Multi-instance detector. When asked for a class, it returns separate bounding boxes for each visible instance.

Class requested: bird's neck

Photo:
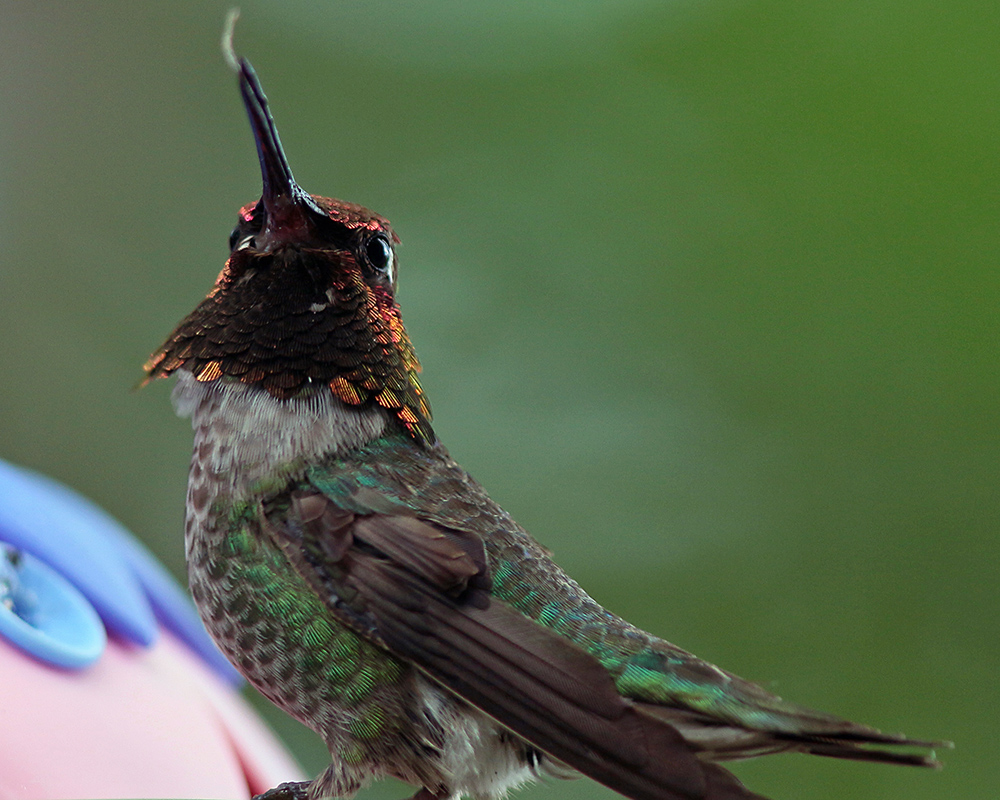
[172,370,389,501]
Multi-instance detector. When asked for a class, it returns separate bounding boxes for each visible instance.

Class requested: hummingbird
[144,24,943,800]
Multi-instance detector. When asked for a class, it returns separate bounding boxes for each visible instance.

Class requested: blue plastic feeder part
[0,542,106,669]
[0,460,241,683]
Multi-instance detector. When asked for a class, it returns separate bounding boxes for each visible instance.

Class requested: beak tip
[223,10,318,227]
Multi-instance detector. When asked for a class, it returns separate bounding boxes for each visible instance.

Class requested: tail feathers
[778,729,949,768]
[640,703,947,769]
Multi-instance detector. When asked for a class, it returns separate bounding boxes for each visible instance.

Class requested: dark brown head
[144,44,433,445]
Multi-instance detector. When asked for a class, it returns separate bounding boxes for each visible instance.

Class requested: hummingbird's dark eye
[229,226,240,250]
[362,233,394,279]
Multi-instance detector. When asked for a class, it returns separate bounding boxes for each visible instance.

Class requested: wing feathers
[262,487,934,800]
[266,493,742,798]
[352,515,484,595]
[348,553,715,800]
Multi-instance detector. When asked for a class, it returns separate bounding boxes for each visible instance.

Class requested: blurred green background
[0,2,994,799]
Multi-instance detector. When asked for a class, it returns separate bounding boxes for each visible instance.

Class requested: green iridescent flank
[263,592,297,618]
[223,527,254,558]
[303,619,334,647]
[349,705,387,739]
[329,634,361,661]
[298,648,329,674]
[214,494,407,754]
[340,743,366,764]
[243,563,273,586]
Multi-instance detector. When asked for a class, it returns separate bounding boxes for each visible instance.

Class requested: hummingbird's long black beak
[223,11,323,247]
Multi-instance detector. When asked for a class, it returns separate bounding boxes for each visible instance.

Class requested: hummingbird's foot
[252,780,311,800]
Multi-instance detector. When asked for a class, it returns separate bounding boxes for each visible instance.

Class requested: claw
[252,780,311,800]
